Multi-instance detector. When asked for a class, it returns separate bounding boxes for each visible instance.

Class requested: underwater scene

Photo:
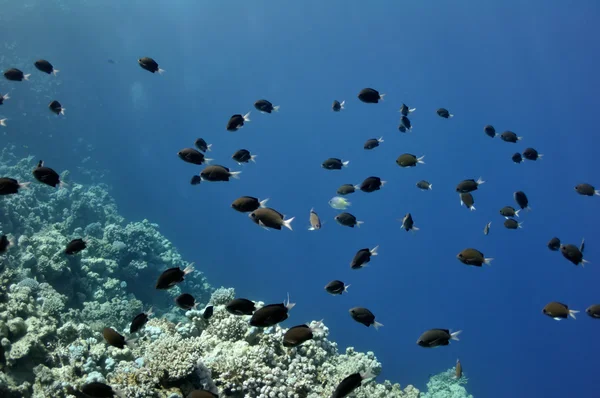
[1,1,599,397]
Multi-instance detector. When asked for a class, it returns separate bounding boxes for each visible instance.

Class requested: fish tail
[412,226,420,231]
[569,310,580,319]
[272,105,280,112]
[417,155,425,164]
[515,209,520,217]
[518,222,524,228]
[517,136,523,140]
[52,69,60,76]
[378,136,384,143]
[146,306,154,317]
[0,118,7,127]
[157,68,165,74]
[308,226,315,231]
[206,144,212,152]
[184,263,195,275]
[342,160,350,167]
[538,153,544,159]
[24,74,31,81]
[3,93,10,100]
[470,205,476,211]
[243,111,251,122]
[344,284,351,293]
[353,184,361,190]
[379,93,386,101]
[370,245,379,256]
[19,182,31,190]
[229,171,242,179]
[340,100,345,109]
[448,113,454,118]
[373,321,384,330]
[259,198,269,208]
[250,155,258,163]
[477,177,485,185]
[125,337,138,348]
[595,190,600,196]
[283,216,295,231]
[356,220,364,228]
[429,183,432,190]
[60,107,66,116]
[59,181,69,189]
[204,158,213,165]
[484,257,494,266]
[285,293,296,310]
[409,107,416,113]
[450,330,462,341]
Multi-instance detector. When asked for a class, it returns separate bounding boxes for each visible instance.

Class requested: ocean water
[1,1,600,397]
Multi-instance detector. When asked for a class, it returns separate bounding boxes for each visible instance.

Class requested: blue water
[2,1,600,397]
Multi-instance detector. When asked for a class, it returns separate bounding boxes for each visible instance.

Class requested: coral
[421,368,472,398]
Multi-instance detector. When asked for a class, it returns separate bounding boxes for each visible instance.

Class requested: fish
[0,177,30,195]
[231,196,269,213]
[337,184,359,195]
[80,382,121,398]
[225,298,256,315]
[190,175,201,185]
[0,93,10,105]
[335,212,363,228]
[503,218,523,230]
[226,112,251,131]
[512,153,523,163]
[484,222,491,235]
[0,235,15,254]
[48,100,66,116]
[364,137,384,150]
[483,125,496,138]
[250,295,295,327]
[417,329,461,347]
[416,180,432,190]
[254,99,280,114]
[514,191,530,210]
[399,115,412,131]
[396,153,425,167]
[436,108,453,118]
[400,213,419,232]
[331,371,375,398]
[456,178,485,193]
[130,308,153,333]
[399,103,416,116]
[332,100,345,112]
[575,183,600,197]
[194,138,212,153]
[349,307,383,329]
[232,149,257,165]
[357,88,385,103]
[358,176,386,193]
[3,68,30,81]
[102,327,134,349]
[522,147,543,161]
[350,246,379,269]
[187,390,218,398]
[249,208,295,231]
[200,165,241,182]
[585,304,600,319]
[283,322,324,348]
[560,239,588,266]
[324,280,350,295]
[460,192,476,211]
[499,206,520,218]
[455,359,463,379]
[155,263,195,289]
[308,208,322,231]
[33,160,65,188]
[500,131,522,143]
[178,148,212,165]
[202,306,214,320]
[457,248,493,267]
[175,293,198,310]
[65,238,87,255]
[547,237,561,251]
[322,158,350,170]
[329,196,351,210]
[542,302,579,320]
[138,57,164,74]
[34,59,59,75]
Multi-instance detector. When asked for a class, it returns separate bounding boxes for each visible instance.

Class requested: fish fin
[206,144,212,152]
[204,158,213,165]
[229,171,242,179]
[283,217,295,231]
[484,257,493,266]
[340,100,345,109]
[157,68,165,74]
[19,182,31,190]
[378,137,384,143]
[146,307,154,317]
[515,209,520,217]
[538,154,544,159]
[184,263,195,274]
[342,160,350,167]
[354,184,361,190]
[59,181,69,189]
[476,177,485,185]
[448,113,454,118]
[380,180,387,188]
[24,74,31,81]
[450,330,462,341]
[379,93,386,101]
[429,184,432,190]
[0,118,7,126]
[553,317,562,321]
[259,198,269,208]
[308,226,315,231]
[595,190,600,196]
[373,321,384,330]
[60,107,66,115]
[52,69,59,76]
[417,155,425,164]
[243,111,251,122]
[582,259,590,265]
[569,310,580,319]
[412,226,420,231]
[370,245,379,256]
[250,155,257,163]
[470,205,476,211]
[517,136,523,140]
[3,93,10,100]
[285,293,296,310]
[344,284,351,293]
[356,221,364,227]
[125,337,138,348]
[518,222,524,228]
[409,107,416,113]
[272,105,280,112]
[360,370,377,381]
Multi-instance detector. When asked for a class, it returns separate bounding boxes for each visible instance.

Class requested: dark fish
[416,180,432,190]
[359,176,386,193]
[456,359,463,379]
[512,153,523,163]
[102,327,130,349]
[324,280,350,295]
[357,88,385,103]
[33,160,63,188]
[107,59,116,64]
[80,382,119,398]
[65,238,86,255]
[138,57,164,74]
[48,100,65,116]
[194,138,212,153]
[399,115,412,131]
[226,298,256,315]
[457,248,493,267]
[396,153,425,167]
[34,59,59,75]
[175,293,197,310]
[460,192,476,211]
[322,158,349,170]
[232,149,257,164]
[500,131,521,143]
[249,207,294,231]
[226,112,251,131]
[187,390,218,398]
[155,264,195,289]
[400,213,419,232]
[484,222,491,236]
[200,165,241,182]
[398,124,407,133]
[231,196,269,213]
[417,329,461,348]
[547,237,561,251]
[337,184,359,195]
[483,125,496,138]
[283,322,323,348]
[349,307,383,329]
[178,148,212,165]
[436,108,453,118]
[0,235,13,254]
[3,68,30,81]
[254,99,279,114]
[560,239,588,266]
[399,103,416,116]
[308,208,321,231]
[514,191,530,210]
[0,177,30,195]
[364,137,384,150]
[0,92,10,105]
[522,147,543,161]
[503,218,523,230]
[250,295,295,327]
[456,178,485,193]
[499,206,520,218]
[350,246,379,269]
[190,175,201,185]
[130,308,153,333]
[331,372,375,398]
[332,100,345,112]
[585,304,600,319]
[202,305,214,320]
[575,183,600,197]
[542,302,579,320]
[335,212,363,228]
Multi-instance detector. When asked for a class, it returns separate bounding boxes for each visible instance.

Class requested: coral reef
[421,367,472,398]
